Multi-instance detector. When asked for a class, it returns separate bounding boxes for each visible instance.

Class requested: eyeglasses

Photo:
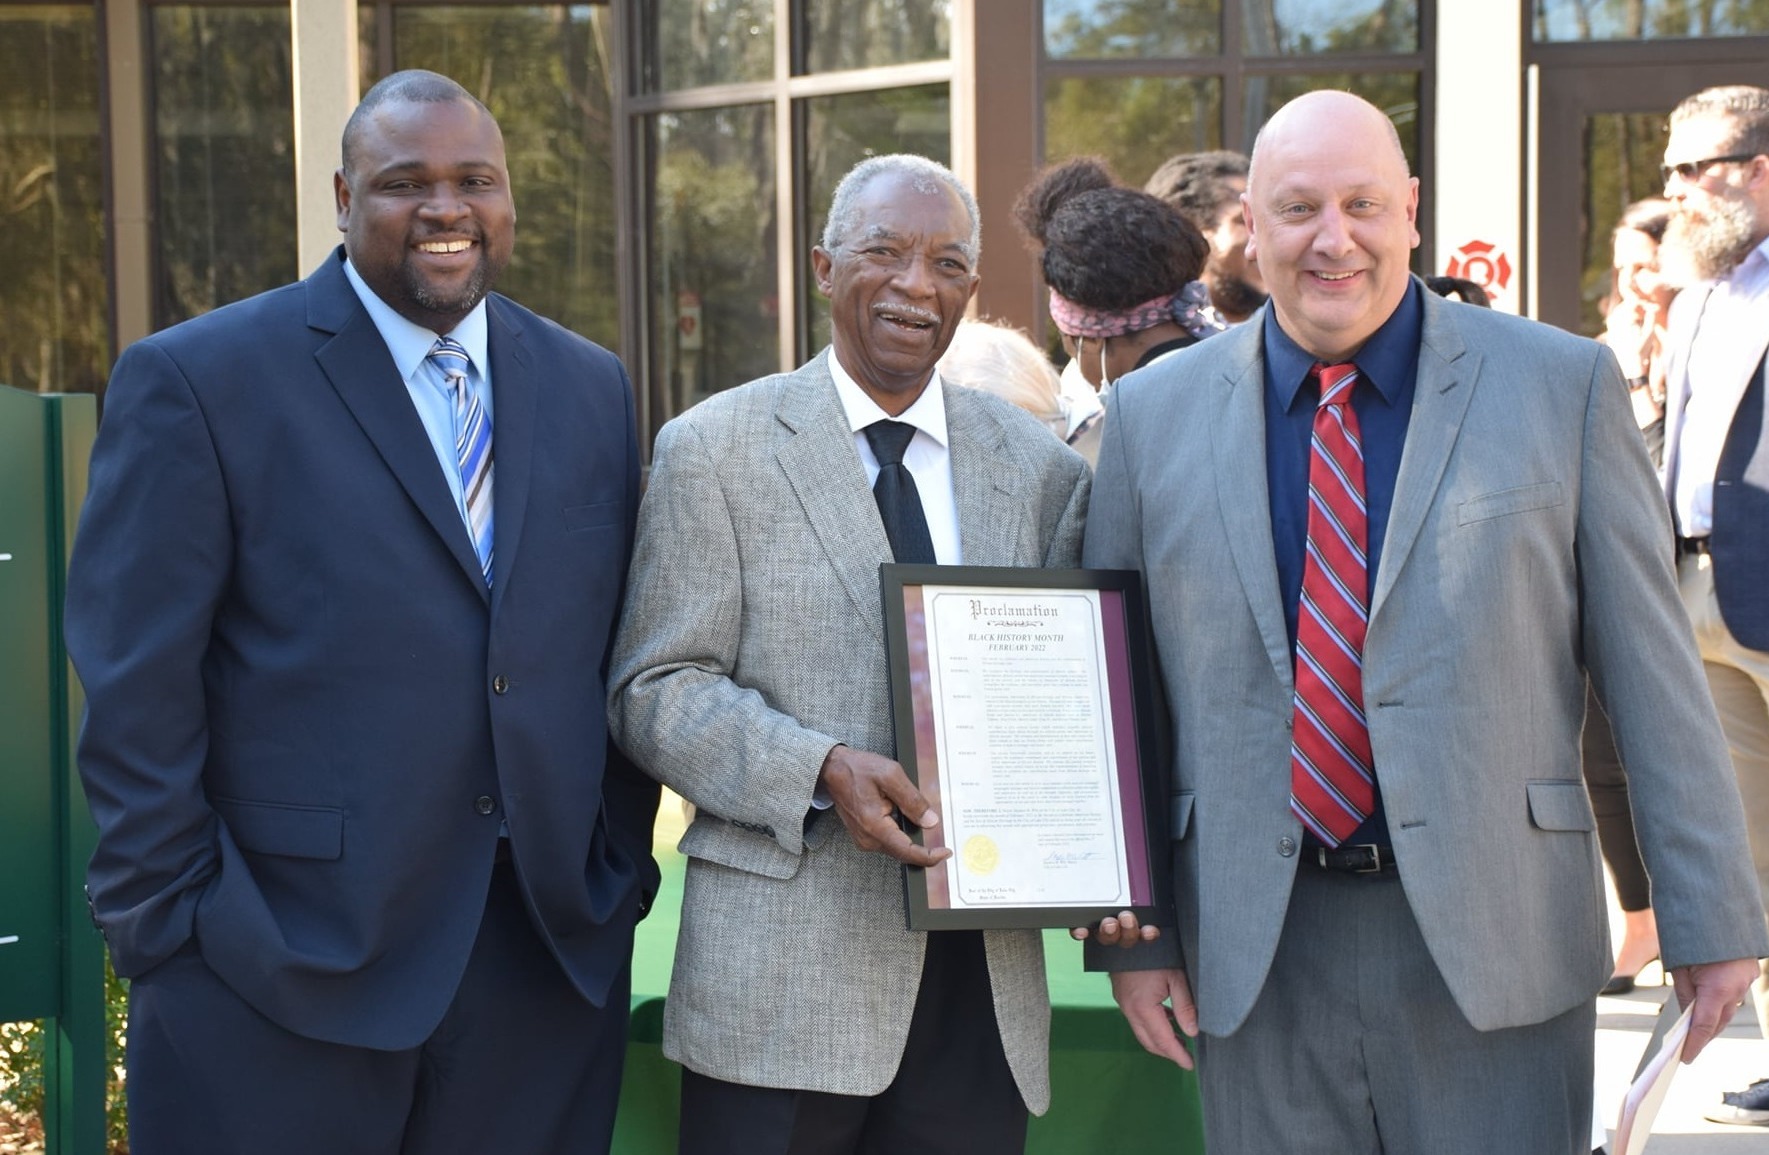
[1660,153,1759,185]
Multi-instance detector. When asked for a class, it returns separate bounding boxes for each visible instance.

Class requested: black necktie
[864,420,937,565]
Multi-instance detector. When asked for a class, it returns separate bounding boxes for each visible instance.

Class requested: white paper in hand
[1613,1002,1694,1155]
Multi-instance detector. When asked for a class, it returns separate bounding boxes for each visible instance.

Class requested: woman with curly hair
[1015,156,1221,462]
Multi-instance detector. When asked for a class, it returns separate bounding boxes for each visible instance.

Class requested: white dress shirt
[1673,237,1769,537]
[828,351,963,565]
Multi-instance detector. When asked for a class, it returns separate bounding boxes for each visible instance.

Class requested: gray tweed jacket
[609,350,1089,1110]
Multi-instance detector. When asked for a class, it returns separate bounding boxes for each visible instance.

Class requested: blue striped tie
[427,337,494,586]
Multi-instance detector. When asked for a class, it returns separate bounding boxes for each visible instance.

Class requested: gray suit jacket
[1085,287,1767,1036]
[609,351,1090,1109]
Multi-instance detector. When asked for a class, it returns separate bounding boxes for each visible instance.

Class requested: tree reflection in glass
[1043,0,1221,60]
[1246,0,1418,56]
[394,5,621,351]
[152,6,296,328]
[637,0,773,93]
[646,105,779,424]
[1534,0,1769,41]
[800,0,949,74]
[0,4,107,393]
[1043,76,1220,188]
[803,85,950,356]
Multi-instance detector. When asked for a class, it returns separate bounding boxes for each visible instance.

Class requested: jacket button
[475,795,496,815]
[492,675,509,694]
[1277,837,1297,857]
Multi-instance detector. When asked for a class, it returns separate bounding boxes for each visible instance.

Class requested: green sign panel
[0,383,105,1154]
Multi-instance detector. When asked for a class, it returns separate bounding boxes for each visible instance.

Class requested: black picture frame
[881,564,1171,931]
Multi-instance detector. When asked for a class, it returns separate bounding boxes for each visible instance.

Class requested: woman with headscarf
[1015,156,1221,463]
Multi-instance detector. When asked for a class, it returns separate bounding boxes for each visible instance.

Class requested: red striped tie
[1290,362,1373,847]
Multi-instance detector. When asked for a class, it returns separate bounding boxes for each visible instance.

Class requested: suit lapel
[1370,291,1478,619]
[1209,328,1293,684]
[775,354,894,635]
[308,256,491,599]
[946,386,1025,566]
[1661,283,1714,499]
[485,297,536,611]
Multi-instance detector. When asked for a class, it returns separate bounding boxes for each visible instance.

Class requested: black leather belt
[1679,535,1711,556]
[1308,843,1396,874]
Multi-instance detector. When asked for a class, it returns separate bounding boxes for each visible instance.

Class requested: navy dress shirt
[1262,279,1423,848]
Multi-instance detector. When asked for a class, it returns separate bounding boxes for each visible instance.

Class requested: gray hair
[1671,85,1769,159]
[820,154,981,264]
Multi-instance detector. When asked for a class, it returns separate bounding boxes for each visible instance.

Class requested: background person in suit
[1084,90,1765,1153]
[64,70,657,1155]
[608,154,1089,1155]
[1658,83,1769,1128]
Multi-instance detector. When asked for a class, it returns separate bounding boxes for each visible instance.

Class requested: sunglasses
[1660,153,1759,185]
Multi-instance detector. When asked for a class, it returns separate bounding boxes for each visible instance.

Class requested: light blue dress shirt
[342,258,493,536]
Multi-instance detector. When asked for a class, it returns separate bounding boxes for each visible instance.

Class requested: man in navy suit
[64,70,657,1154]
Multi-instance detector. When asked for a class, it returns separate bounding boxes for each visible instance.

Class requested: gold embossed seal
[961,833,1000,875]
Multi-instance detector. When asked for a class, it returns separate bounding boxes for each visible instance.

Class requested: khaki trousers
[1679,552,1769,1037]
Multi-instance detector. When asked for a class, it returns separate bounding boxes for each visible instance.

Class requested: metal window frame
[1022,0,1436,341]
[616,0,958,439]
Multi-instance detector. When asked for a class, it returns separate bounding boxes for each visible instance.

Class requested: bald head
[1249,90,1409,190]
[1243,90,1420,362]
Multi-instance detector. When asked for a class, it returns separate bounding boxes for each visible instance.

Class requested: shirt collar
[827,348,950,449]
[343,257,491,385]
[1265,277,1422,412]
[1720,235,1769,295]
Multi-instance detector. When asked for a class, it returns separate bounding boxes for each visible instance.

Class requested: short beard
[405,257,492,319]
[1667,194,1760,281]
[1209,274,1268,321]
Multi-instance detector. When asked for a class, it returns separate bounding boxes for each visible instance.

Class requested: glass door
[1535,55,1769,335]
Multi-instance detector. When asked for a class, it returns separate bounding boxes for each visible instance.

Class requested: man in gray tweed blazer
[609,155,1089,1153]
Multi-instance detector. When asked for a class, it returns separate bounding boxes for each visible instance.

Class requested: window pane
[1044,76,1221,187]
[1534,0,1769,41]
[1245,0,1418,55]
[0,4,107,393]
[637,0,773,93]
[1044,0,1220,60]
[801,0,950,73]
[152,6,296,327]
[1239,72,1420,171]
[646,105,778,426]
[803,84,950,354]
[393,6,620,351]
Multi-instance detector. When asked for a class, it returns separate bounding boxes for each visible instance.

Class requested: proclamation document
[883,566,1163,930]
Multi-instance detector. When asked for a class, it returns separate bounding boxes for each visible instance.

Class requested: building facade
[5,0,1768,451]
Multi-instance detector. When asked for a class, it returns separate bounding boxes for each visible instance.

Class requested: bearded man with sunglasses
[1660,84,1769,1129]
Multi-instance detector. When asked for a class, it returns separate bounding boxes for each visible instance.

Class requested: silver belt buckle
[1351,843,1382,873]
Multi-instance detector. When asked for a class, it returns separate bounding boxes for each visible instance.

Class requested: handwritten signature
[1043,850,1105,866]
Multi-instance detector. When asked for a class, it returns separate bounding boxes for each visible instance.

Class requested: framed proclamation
[881,565,1169,931]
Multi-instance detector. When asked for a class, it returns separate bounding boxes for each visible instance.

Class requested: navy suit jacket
[66,248,659,1050]
[1710,361,1769,650]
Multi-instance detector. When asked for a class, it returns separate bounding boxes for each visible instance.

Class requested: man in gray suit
[1085,90,1766,1152]
[610,155,1089,1154]
[1658,84,1769,1128]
